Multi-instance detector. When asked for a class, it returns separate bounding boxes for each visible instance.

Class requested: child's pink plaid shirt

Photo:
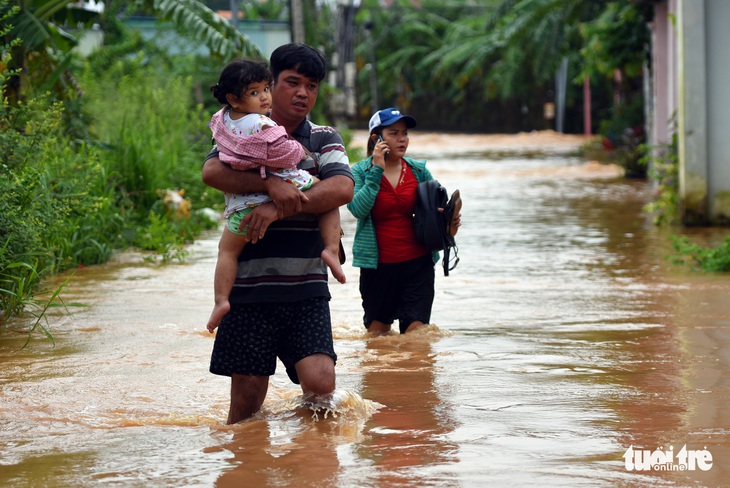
[210,108,305,178]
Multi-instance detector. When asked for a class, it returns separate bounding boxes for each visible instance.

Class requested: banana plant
[2,0,261,104]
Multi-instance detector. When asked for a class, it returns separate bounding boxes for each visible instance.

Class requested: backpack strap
[442,189,462,276]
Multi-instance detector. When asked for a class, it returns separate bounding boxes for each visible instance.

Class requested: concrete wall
[649,0,677,147]
[651,0,730,225]
[677,0,709,224]
[675,0,730,225]
[704,0,730,224]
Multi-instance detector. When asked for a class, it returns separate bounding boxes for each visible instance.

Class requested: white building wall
[704,0,730,223]
[677,0,708,223]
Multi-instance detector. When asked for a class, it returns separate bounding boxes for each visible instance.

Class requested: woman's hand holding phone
[377,135,390,159]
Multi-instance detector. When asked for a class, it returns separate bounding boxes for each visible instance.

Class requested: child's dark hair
[210,59,273,106]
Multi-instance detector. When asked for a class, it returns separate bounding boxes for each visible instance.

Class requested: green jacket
[347,156,439,269]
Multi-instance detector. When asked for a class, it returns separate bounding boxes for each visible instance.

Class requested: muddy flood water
[2,131,730,487]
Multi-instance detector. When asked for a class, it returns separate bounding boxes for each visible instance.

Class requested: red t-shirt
[371,160,430,263]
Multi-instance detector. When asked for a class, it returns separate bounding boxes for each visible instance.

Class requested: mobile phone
[377,135,390,159]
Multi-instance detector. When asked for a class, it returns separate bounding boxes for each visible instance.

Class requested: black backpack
[414,180,460,276]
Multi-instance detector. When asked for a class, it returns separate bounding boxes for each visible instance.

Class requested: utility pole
[290,0,305,43]
[230,0,239,29]
[334,0,358,119]
[583,76,592,136]
[365,21,378,112]
[555,57,568,133]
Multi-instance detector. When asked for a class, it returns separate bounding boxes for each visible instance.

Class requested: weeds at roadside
[0,251,80,347]
[670,235,730,273]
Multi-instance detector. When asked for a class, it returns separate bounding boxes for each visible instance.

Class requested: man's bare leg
[227,374,269,424]
[295,353,336,396]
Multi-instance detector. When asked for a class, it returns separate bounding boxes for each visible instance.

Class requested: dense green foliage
[350,0,650,135]
[2,0,260,106]
[1,5,224,333]
[0,63,218,329]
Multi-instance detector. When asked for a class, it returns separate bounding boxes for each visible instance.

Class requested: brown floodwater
[2,132,729,487]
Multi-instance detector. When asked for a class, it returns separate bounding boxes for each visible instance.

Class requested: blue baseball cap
[368,107,417,132]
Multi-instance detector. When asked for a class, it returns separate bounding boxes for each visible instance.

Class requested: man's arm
[202,155,308,216]
[242,174,354,243]
[202,156,267,194]
[296,174,354,214]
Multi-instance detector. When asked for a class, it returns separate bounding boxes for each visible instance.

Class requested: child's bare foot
[321,248,346,284]
[207,300,231,333]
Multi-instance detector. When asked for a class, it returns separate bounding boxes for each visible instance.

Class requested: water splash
[294,389,382,422]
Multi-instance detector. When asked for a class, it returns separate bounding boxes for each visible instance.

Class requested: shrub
[0,96,110,326]
[642,121,679,226]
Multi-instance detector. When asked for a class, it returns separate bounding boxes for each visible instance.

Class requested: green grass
[1,50,218,338]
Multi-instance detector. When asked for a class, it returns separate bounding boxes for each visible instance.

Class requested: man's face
[271,69,319,123]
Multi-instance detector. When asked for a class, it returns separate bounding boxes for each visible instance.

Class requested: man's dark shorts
[209,297,336,384]
[359,254,435,334]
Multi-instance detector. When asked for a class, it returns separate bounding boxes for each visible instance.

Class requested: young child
[206,59,345,333]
